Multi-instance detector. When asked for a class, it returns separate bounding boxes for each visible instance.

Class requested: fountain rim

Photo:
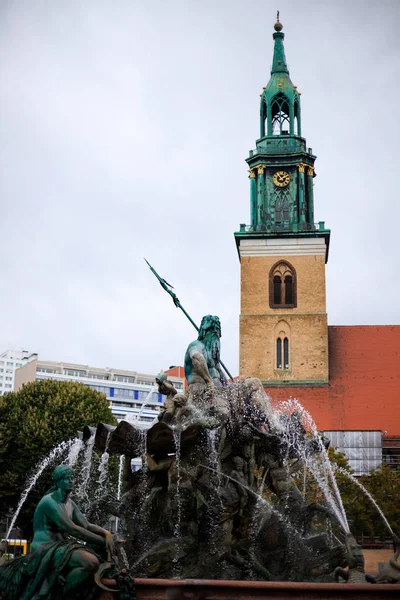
[133,577,400,593]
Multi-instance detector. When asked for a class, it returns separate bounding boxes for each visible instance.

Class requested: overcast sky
[1,0,399,376]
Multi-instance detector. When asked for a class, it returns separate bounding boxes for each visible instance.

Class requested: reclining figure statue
[0,465,133,599]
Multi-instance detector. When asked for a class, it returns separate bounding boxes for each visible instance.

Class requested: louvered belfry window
[269,261,297,308]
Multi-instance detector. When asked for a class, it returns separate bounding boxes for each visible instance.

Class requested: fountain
[1,314,399,598]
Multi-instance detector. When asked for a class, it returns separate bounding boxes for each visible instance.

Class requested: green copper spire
[259,17,301,138]
[235,16,330,264]
[271,13,289,75]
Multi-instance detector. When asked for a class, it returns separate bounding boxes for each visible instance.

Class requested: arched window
[284,275,293,304]
[271,93,290,136]
[274,189,290,226]
[284,337,289,369]
[294,100,300,136]
[276,337,290,370]
[276,338,282,369]
[273,275,281,304]
[269,261,297,308]
[260,100,267,137]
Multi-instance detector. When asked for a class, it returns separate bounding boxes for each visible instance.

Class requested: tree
[0,380,116,536]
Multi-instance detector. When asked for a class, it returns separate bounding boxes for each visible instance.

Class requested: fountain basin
[133,578,400,599]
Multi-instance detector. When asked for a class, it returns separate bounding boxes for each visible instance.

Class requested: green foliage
[0,380,116,535]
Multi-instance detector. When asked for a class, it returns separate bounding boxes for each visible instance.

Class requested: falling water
[115,455,125,533]
[172,428,182,539]
[172,427,182,575]
[6,439,75,538]
[273,399,350,533]
[207,429,222,497]
[96,433,112,501]
[66,437,84,467]
[204,429,223,556]
[117,454,125,501]
[307,422,350,533]
[335,466,394,537]
[120,545,130,569]
[75,434,95,505]
[125,386,156,426]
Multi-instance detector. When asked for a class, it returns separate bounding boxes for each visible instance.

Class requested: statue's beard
[203,332,221,365]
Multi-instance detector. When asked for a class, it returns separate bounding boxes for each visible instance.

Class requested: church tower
[235,17,330,386]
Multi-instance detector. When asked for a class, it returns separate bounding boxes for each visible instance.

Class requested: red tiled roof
[266,326,400,436]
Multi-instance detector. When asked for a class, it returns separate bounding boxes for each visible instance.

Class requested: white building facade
[5,350,185,429]
[0,350,38,396]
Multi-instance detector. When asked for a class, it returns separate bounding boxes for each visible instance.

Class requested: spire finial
[274,10,283,31]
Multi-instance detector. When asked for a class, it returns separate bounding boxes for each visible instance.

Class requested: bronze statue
[184,315,226,390]
[184,315,230,421]
[375,535,400,584]
[334,533,376,584]
[0,465,128,599]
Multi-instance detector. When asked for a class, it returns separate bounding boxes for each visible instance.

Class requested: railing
[250,136,308,156]
[237,221,328,234]
[382,451,400,469]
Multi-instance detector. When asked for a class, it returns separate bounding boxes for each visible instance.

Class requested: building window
[323,431,382,476]
[271,92,290,135]
[87,384,110,395]
[276,337,290,370]
[273,276,281,304]
[269,260,297,308]
[65,369,86,377]
[284,337,289,369]
[285,277,293,304]
[274,189,290,228]
[114,375,134,383]
[276,338,282,369]
[114,388,134,398]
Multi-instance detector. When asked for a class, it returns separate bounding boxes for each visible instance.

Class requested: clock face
[273,171,290,187]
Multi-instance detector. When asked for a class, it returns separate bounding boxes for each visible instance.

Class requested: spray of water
[75,434,95,506]
[124,386,157,427]
[172,427,182,576]
[6,439,76,538]
[272,398,350,533]
[335,466,394,537]
[117,455,125,501]
[96,433,111,499]
[66,437,84,467]
[115,455,125,533]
